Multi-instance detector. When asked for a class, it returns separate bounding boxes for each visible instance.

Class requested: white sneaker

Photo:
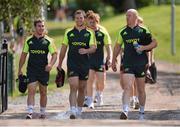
[120,111,128,120]
[130,99,134,108]
[83,98,89,107]
[94,93,98,103]
[133,101,140,109]
[88,102,94,109]
[69,108,77,119]
[97,94,103,106]
[139,112,145,120]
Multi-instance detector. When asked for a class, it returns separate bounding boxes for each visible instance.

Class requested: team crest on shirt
[70,33,75,37]
[97,32,103,37]
[138,28,143,33]
[84,33,89,37]
[42,40,48,45]
[29,41,33,45]
[123,31,128,35]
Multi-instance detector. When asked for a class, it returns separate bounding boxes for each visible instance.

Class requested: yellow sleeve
[89,29,96,46]
[116,31,123,45]
[62,29,69,46]
[48,40,57,54]
[22,37,31,53]
[103,30,111,45]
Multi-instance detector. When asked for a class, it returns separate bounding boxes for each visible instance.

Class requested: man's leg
[96,71,106,106]
[135,77,146,113]
[68,76,79,119]
[77,80,87,114]
[27,81,38,119]
[94,80,99,103]
[120,73,135,119]
[86,70,96,107]
[133,81,139,109]
[135,77,146,120]
[120,71,124,90]
[39,83,47,118]
[78,80,87,107]
[130,81,135,108]
[68,76,79,107]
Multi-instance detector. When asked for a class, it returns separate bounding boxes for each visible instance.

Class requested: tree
[0,0,43,37]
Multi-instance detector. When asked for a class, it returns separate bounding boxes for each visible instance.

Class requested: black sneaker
[70,114,76,119]
[39,114,46,119]
[120,112,128,120]
[26,113,32,119]
[133,102,140,109]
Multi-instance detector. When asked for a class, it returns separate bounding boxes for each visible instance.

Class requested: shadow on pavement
[82,109,180,120]
[157,71,180,96]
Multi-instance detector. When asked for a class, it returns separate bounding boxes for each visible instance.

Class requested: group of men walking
[18,9,157,120]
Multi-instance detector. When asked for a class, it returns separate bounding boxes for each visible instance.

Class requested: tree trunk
[0,21,4,43]
[123,0,136,11]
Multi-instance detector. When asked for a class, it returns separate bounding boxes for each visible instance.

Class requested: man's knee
[40,90,47,97]
[79,84,86,91]
[70,83,79,91]
[138,88,145,95]
[28,85,36,96]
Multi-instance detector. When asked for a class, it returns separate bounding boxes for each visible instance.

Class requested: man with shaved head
[112,9,157,120]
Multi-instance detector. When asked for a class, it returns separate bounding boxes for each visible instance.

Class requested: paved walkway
[0,61,180,126]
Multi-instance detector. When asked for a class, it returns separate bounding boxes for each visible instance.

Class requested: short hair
[87,13,100,23]
[86,10,94,18]
[74,10,86,18]
[127,9,139,17]
[34,19,44,27]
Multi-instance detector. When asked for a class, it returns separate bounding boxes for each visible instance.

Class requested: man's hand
[45,64,52,72]
[57,65,62,71]
[136,45,145,52]
[111,61,117,72]
[79,48,88,54]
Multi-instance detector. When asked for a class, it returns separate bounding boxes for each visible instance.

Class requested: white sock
[40,107,46,114]
[77,106,82,113]
[139,105,144,113]
[130,97,133,101]
[70,106,76,111]
[86,96,92,105]
[135,96,139,102]
[123,104,129,112]
[27,105,34,114]
[99,91,103,96]
[96,91,100,96]
[133,96,136,101]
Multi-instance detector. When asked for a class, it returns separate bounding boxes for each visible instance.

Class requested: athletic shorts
[27,70,49,86]
[89,63,105,72]
[67,67,89,80]
[123,65,146,78]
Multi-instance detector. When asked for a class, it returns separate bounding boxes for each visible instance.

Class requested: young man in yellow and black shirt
[84,12,112,108]
[57,10,96,119]
[18,19,57,119]
[112,9,157,120]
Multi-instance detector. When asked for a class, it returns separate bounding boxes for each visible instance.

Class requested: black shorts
[89,63,105,72]
[123,65,146,78]
[27,70,49,86]
[67,67,89,80]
